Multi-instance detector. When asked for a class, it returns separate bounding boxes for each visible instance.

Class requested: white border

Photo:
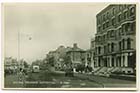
[0,0,140,92]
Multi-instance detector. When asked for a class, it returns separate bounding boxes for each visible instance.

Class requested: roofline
[96,4,113,17]
[66,50,86,53]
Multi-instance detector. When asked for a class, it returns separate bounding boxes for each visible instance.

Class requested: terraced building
[94,4,136,74]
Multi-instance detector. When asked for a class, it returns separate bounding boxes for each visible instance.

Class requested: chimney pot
[73,43,78,48]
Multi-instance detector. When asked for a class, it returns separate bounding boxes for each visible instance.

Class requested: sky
[3,3,109,63]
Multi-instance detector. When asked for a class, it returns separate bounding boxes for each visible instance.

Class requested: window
[112,18,115,26]
[93,52,95,57]
[130,7,135,16]
[112,8,115,15]
[99,19,101,24]
[107,31,110,39]
[118,57,121,67]
[103,14,105,21]
[108,58,110,67]
[106,34,108,40]
[112,57,114,67]
[98,36,101,42]
[110,30,112,37]
[123,56,125,67]
[124,11,128,19]
[106,21,109,28]
[122,24,125,35]
[127,38,131,49]
[118,28,121,36]
[96,36,98,42]
[91,41,94,48]
[119,5,123,10]
[103,35,106,41]
[98,47,101,54]
[107,12,109,19]
[108,43,110,52]
[114,30,116,38]
[101,36,103,42]
[103,23,105,30]
[132,22,136,32]
[109,31,112,38]
[98,58,101,67]
[118,14,122,22]
[95,37,98,42]
[87,53,90,58]
[119,41,121,50]
[97,19,99,25]
[110,30,115,37]
[98,26,101,32]
[95,47,98,54]
[122,39,125,50]
[111,43,114,52]
[123,5,127,9]
[127,23,131,32]
[104,46,106,54]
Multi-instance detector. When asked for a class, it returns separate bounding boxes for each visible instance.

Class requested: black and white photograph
[2,3,137,90]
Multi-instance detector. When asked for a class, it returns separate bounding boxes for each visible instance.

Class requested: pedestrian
[18,68,22,81]
[18,68,25,81]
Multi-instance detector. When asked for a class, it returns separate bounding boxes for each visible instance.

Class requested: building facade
[94,4,136,73]
[46,46,74,70]
[4,57,19,71]
[66,43,86,68]
[85,38,96,69]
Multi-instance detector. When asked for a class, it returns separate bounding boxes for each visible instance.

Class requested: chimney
[73,43,78,48]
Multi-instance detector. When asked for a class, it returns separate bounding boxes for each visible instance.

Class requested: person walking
[18,68,25,81]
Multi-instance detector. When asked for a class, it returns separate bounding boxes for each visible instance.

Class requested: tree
[47,56,55,67]
[23,61,29,68]
[39,59,48,70]
[76,64,85,73]
[64,55,72,66]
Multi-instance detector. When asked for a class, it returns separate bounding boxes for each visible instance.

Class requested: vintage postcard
[2,3,138,90]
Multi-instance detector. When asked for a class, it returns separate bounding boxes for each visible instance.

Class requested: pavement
[74,73,136,88]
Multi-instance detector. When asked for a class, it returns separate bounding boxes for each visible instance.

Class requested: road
[4,71,136,88]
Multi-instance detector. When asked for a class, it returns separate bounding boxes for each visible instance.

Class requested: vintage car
[32,65,40,73]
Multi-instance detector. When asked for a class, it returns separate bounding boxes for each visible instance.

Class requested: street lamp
[18,29,20,69]
[18,29,32,69]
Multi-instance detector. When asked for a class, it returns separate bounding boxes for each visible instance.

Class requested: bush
[65,68,74,77]
[76,64,85,72]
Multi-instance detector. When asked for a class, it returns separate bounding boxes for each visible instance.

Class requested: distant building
[94,4,136,73]
[46,50,59,69]
[4,57,18,71]
[85,38,96,69]
[46,45,71,70]
[85,49,92,67]
[66,43,86,68]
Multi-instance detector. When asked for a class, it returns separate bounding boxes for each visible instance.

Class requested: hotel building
[94,4,136,73]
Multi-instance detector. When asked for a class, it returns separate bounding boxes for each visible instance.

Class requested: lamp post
[18,29,20,69]
[18,29,32,69]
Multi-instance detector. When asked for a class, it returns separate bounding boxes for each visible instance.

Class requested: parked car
[32,65,40,73]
